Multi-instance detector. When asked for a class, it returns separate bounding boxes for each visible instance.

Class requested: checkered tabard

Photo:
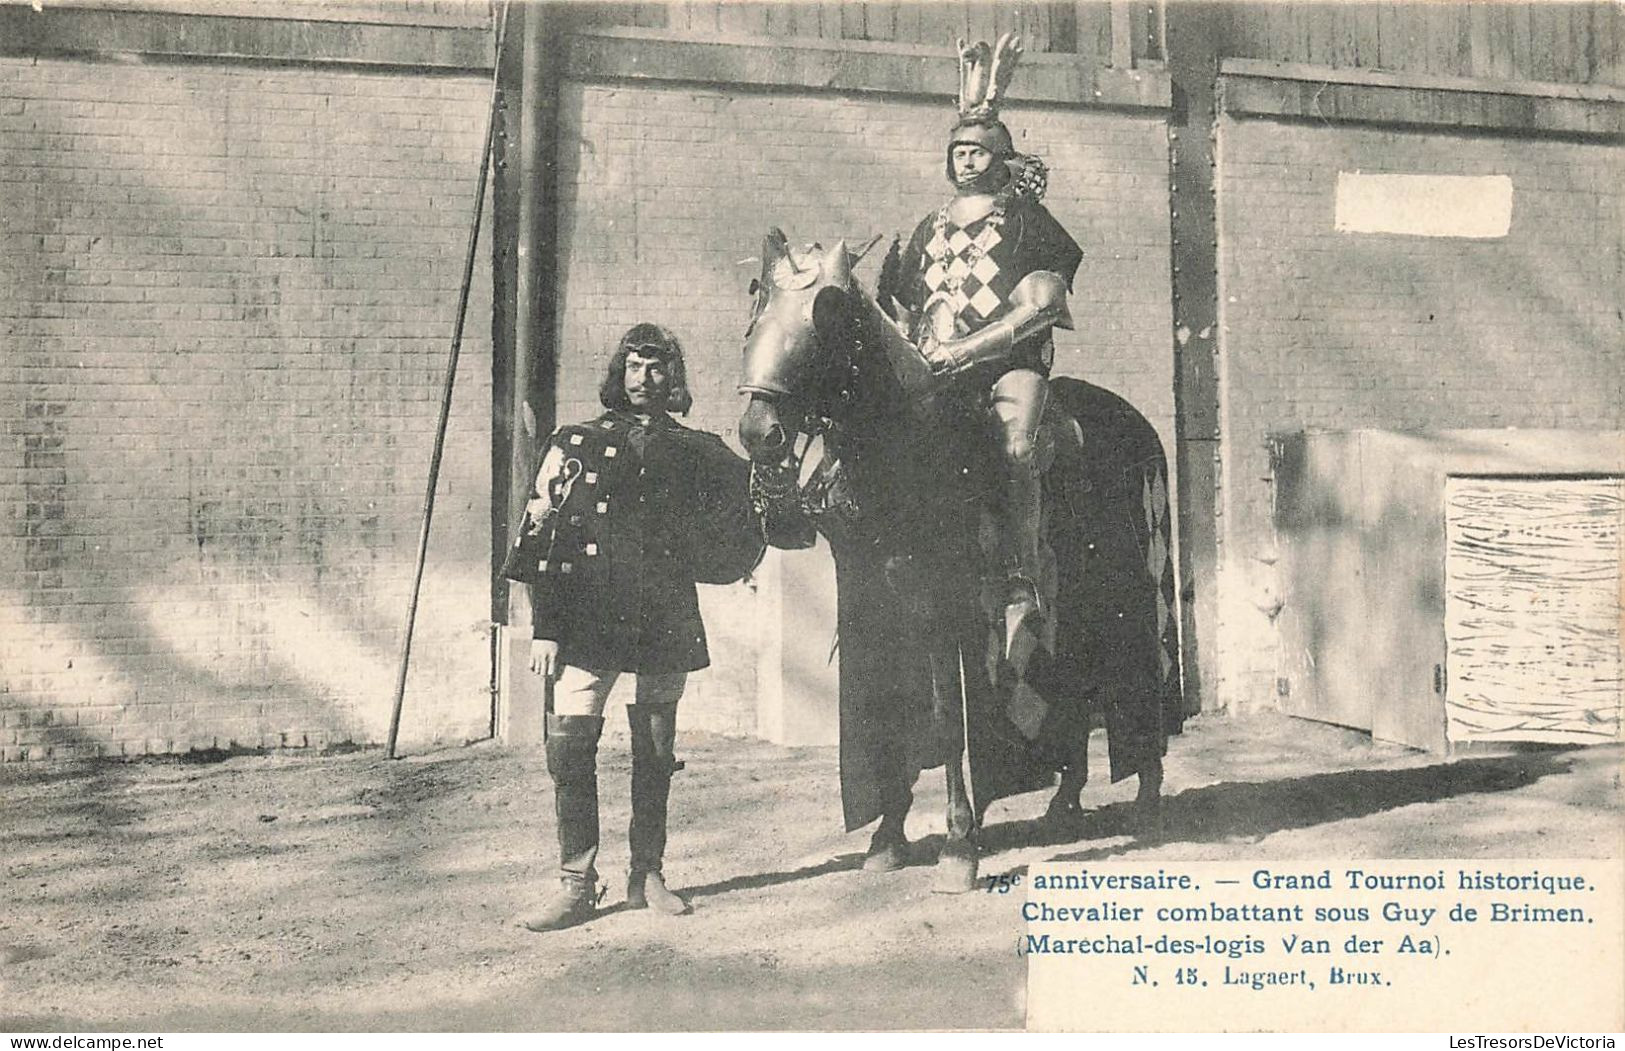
[923,208,1007,324]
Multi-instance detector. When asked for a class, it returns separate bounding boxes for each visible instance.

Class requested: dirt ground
[1,711,1620,1033]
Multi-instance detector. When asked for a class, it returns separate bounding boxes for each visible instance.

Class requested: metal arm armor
[920,270,1075,376]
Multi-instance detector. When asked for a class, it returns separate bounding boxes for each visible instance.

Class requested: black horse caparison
[736,231,1168,892]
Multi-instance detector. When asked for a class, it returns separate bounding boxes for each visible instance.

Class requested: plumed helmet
[946,34,1024,189]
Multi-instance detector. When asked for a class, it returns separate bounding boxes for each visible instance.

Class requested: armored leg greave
[991,369,1051,617]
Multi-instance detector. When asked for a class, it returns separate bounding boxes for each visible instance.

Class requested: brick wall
[550,79,1175,734]
[1216,116,1625,711]
[0,56,495,759]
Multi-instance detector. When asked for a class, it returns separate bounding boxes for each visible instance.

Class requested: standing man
[504,323,758,932]
[880,34,1082,638]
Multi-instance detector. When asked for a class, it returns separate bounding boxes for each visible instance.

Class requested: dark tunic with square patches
[506,410,728,675]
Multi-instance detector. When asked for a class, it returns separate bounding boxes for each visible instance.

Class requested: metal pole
[509,0,545,615]
[386,1,511,760]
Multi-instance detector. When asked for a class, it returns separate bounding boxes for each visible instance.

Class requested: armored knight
[880,33,1082,629]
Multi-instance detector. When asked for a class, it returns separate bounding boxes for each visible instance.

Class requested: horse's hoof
[932,845,979,894]
[1042,797,1086,835]
[863,839,909,872]
[1133,797,1166,840]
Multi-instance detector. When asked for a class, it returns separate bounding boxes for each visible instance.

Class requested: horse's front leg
[929,642,979,894]
[863,770,915,872]
[1044,729,1089,831]
[1135,754,1165,838]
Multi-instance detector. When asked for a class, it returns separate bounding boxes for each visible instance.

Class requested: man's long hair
[599,322,694,415]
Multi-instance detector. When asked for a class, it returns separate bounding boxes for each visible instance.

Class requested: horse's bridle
[745,283,865,547]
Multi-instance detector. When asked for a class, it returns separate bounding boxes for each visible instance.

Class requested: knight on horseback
[879,33,1082,640]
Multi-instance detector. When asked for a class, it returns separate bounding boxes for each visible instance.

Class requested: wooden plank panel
[1599,0,1624,85]
[1241,2,1280,62]
[1550,0,1578,81]
[671,0,703,33]
[1567,0,1590,81]
[0,3,497,67]
[841,0,867,39]
[1508,2,1533,80]
[815,0,841,38]
[993,0,1020,42]
[1528,0,1559,81]
[914,0,963,48]
[1073,0,1111,63]
[1110,0,1133,66]
[1380,2,1427,73]
[1310,3,1343,68]
[570,1,629,29]
[1247,2,1271,60]
[1445,478,1624,747]
[1587,1,1608,84]
[865,0,899,41]
[1436,0,1475,77]
[967,0,998,45]
[1048,0,1076,55]
[1128,0,1149,61]
[1487,1,1517,80]
[1414,2,1437,73]
[1280,3,1313,65]
[1272,434,1377,734]
[762,0,790,38]
[1451,1,1474,76]
[782,1,814,37]
[892,0,923,45]
[1344,2,1382,68]
[632,2,666,29]
[1373,0,1397,71]
[686,0,723,33]
[1467,1,1492,78]
[746,1,774,35]
[564,29,1174,106]
[1026,1,1054,54]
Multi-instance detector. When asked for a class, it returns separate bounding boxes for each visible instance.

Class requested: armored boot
[515,714,604,932]
[625,703,690,916]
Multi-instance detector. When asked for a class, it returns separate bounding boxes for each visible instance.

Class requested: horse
[736,230,1181,891]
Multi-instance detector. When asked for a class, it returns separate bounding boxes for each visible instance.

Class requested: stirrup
[1006,572,1043,619]
[1001,572,1047,669]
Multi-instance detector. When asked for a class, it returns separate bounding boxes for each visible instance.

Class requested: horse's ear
[889,298,917,337]
[761,229,789,284]
[812,285,853,345]
[763,229,790,263]
[823,240,852,284]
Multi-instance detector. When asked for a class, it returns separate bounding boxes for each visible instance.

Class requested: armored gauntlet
[920,270,1075,376]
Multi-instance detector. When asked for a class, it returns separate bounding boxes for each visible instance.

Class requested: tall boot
[515,713,604,932]
[625,703,690,915]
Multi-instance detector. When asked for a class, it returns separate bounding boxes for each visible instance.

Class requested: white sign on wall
[1334,172,1514,238]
